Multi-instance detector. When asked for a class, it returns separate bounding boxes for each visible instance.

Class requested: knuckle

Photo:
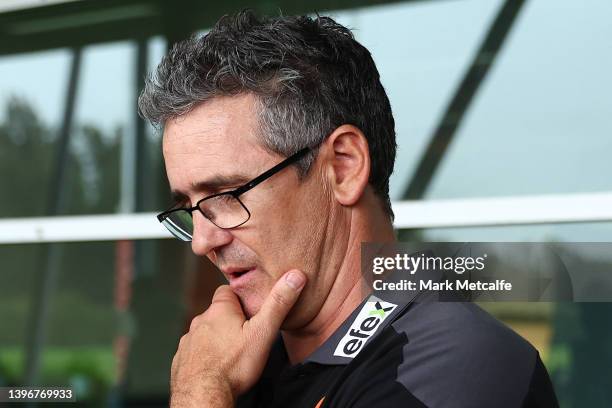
[189,316,213,333]
[248,325,269,345]
[171,352,179,370]
[175,336,187,360]
[189,315,202,331]
[271,290,291,308]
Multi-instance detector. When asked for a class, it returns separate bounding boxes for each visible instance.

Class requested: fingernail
[285,271,305,290]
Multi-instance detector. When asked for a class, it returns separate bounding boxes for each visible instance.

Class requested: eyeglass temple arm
[233,147,311,196]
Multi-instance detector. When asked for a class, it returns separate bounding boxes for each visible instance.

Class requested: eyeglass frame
[157,146,312,233]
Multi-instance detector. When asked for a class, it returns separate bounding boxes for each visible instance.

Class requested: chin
[232,273,272,318]
[236,293,263,319]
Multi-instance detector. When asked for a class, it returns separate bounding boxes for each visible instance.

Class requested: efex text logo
[333,298,397,358]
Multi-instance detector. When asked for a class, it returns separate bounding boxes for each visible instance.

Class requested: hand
[170,269,307,407]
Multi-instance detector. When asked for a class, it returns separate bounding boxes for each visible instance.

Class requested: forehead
[162,94,272,197]
[163,93,262,155]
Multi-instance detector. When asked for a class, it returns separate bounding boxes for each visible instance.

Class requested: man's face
[163,94,333,323]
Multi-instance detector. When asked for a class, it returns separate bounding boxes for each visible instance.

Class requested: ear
[322,125,371,207]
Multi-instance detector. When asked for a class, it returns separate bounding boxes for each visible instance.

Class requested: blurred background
[0,0,611,406]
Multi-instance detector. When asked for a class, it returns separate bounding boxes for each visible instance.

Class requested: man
[139,10,558,407]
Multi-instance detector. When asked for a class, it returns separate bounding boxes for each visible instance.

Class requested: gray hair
[139,10,396,218]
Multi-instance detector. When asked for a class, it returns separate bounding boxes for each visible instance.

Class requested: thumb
[247,270,306,342]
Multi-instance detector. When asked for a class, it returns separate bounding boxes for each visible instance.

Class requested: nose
[190,210,233,257]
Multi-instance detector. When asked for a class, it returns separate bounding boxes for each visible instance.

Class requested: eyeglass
[157,147,311,241]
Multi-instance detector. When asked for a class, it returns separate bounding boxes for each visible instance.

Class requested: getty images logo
[333,299,398,358]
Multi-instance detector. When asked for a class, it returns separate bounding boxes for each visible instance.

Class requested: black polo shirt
[236,291,559,408]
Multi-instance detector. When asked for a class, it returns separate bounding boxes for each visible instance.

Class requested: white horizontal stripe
[1,192,612,243]
[0,213,171,244]
[392,192,612,228]
[0,0,77,13]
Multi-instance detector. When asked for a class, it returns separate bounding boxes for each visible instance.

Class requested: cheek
[269,193,326,264]
[237,178,329,274]
[238,192,305,263]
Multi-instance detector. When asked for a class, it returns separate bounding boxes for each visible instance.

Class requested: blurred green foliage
[0,97,120,396]
[0,347,114,403]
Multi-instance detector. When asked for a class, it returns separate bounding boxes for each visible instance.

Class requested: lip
[222,266,257,288]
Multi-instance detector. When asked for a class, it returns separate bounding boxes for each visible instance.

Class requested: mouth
[223,266,257,288]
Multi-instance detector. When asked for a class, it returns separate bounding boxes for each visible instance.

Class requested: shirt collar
[302,290,416,365]
[277,249,442,366]
[301,253,444,365]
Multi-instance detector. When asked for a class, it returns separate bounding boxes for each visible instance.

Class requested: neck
[282,202,395,364]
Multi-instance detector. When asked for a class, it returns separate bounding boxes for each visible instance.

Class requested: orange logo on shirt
[315,396,325,408]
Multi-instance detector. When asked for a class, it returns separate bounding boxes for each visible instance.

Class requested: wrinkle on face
[160,92,358,328]
[163,94,271,205]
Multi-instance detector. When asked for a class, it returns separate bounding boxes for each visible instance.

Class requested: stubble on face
[162,93,334,324]
[214,244,270,318]
[163,94,308,318]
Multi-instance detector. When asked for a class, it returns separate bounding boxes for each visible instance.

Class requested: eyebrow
[170,173,253,203]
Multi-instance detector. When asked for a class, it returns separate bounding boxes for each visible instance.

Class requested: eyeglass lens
[161,194,250,241]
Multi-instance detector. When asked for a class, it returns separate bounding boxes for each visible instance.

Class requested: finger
[248,270,306,341]
[189,314,202,331]
[211,285,240,307]
[211,285,244,313]
[212,284,238,303]
[171,335,186,382]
